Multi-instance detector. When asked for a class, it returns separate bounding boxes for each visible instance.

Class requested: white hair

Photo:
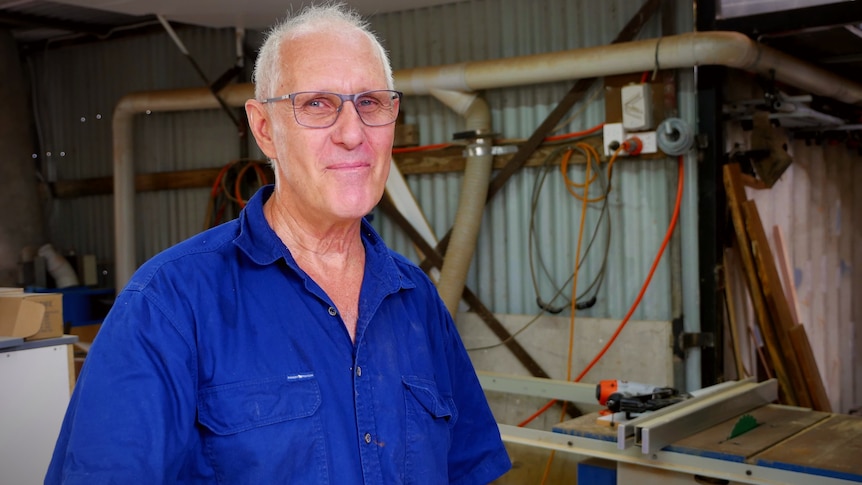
[251,2,394,100]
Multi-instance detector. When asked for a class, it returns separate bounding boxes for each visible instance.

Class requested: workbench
[550,404,862,484]
[482,373,862,485]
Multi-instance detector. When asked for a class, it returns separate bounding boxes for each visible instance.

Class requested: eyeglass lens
[292,90,400,128]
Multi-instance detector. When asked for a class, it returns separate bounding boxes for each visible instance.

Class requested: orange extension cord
[519,154,686,429]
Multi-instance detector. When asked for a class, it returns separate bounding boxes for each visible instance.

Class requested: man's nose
[331,101,365,144]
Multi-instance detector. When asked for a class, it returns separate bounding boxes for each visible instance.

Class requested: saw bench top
[553,404,862,483]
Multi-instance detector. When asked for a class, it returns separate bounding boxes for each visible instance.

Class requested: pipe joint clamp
[454,129,497,158]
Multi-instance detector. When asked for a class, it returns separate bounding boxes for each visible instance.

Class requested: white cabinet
[0,337,75,485]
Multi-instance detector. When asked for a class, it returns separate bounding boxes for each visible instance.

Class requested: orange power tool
[596,379,686,415]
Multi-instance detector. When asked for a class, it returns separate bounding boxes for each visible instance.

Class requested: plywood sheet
[754,414,862,482]
[666,405,828,462]
[460,313,674,388]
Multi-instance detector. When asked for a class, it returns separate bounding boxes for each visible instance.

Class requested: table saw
[479,372,862,484]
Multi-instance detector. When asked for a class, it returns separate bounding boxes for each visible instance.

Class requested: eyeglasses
[261,90,403,128]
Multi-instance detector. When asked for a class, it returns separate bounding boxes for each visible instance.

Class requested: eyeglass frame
[260,90,403,128]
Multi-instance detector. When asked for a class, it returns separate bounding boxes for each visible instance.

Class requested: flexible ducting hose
[436,132,494,316]
[430,91,495,316]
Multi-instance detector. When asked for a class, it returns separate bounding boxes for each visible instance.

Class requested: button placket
[327,306,337,316]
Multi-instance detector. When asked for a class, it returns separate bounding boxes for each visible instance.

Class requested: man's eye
[303,96,336,110]
[356,97,381,108]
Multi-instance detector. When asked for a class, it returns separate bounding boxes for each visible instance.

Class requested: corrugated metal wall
[18,0,859,412]
[369,0,686,321]
[29,26,258,269]
[29,0,688,323]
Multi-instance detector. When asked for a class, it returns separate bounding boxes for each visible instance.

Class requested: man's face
[257,30,394,224]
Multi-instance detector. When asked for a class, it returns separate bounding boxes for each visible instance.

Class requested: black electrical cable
[528,143,611,315]
[468,143,611,353]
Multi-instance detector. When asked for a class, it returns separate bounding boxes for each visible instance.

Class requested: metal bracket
[673,317,714,358]
[680,331,715,349]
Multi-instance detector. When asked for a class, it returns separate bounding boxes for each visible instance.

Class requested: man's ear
[245,99,278,159]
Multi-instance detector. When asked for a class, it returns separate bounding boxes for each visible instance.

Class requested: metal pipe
[396,31,862,105]
[113,31,862,287]
[111,85,252,284]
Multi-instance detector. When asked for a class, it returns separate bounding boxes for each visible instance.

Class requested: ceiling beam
[0,9,109,37]
[715,2,862,37]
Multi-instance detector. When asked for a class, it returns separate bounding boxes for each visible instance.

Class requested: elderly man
[46,3,511,484]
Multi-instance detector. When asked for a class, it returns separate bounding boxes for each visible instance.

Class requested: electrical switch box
[621,84,653,131]
[603,122,658,156]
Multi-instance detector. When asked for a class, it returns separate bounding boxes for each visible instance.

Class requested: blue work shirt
[46,185,511,484]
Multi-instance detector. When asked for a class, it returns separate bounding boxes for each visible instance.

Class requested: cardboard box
[0,297,45,339]
[0,289,63,341]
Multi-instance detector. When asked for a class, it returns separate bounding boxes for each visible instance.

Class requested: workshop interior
[1,0,861,483]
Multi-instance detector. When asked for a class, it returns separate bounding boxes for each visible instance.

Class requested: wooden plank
[723,251,748,379]
[666,404,829,463]
[553,412,618,442]
[52,168,222,197]
[51,140,627,199]
[743,200,813,408]
[51,165,276,198]
[722,163,797,405]
[726,246,773,379]
[754,414,862,482]
[463,314,674,396]
[788,325,832,412]
[393,136,613,176]
[66,344,76,393]
[772,225,802,325]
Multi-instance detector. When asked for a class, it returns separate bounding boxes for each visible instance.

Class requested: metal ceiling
[0,0,157,44]
[3,0,862,130]
[2,0,862,83]
[0,0,458,45]
[716,1,862,91]
[712,1,862,140]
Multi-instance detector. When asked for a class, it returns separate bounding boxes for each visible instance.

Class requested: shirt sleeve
[427,286,513,484]
[46,288,199,484]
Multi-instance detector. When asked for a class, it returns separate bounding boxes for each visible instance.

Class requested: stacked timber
[722,163,831,412]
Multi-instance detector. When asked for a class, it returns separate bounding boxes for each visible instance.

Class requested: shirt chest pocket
[197,374,329,484]
[199,373,319,433]
[403,376,458,484]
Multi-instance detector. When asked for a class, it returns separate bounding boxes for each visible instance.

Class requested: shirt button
[328,306,337,316]
[356,366,362,377]
[364,433,372,444]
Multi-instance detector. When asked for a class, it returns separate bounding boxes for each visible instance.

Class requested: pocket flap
[198,373,320,435]
[402,376,456,422]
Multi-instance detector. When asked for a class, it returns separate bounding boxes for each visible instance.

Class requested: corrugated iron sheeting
[30,25,248,267]
[370,0,678,319]
[30,0,689,326]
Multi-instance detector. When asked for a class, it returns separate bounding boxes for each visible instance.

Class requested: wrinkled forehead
[279,29,386,92]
